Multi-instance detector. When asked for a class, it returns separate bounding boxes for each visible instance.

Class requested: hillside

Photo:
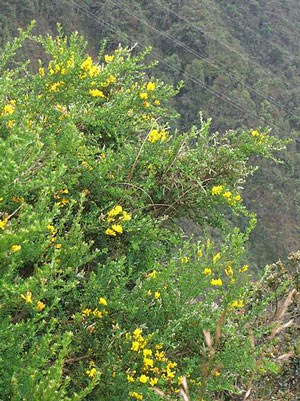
[0,0,299,266]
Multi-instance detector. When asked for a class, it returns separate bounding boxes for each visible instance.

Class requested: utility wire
[106,0,300,121]
[63,0,288,135]
[151,0,295,90]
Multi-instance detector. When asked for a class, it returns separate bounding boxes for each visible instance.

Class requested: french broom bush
[0,24,297,401]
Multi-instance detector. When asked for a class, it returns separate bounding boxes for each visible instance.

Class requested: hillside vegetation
[0,26,299,401]
[1,0,299,266]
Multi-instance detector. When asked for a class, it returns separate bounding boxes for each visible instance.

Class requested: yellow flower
[154,291,161,299]
[233,194,241,202]
[133,328,143,338]
[149,377,158,386]
[204,268,212,276]
[86,367,97,377]
[155,350,165,361]
[140,92,148,100]
[214,371,221,377]
[107,74,116,83]
[146,82,156,91]
[250,129,260,137]
[178,376,183,385]
[11,244,21,253]
[7,120,14,129]
[139,374,148,383]
[0,217,8,230]
[48,81,64,92]
[146,270,157,279]
[210,278,223,286]
[127,374,135,383]
[107,205,123,221]
[225,266,233,276]
[55,243,62,250]
[39,67,45,77]
[81,56,93,71]
[82,308,92,317]
[239,264,249,273]
[180,256,189,264]
[89,89,105,98]
[131,341,140,352]
[148,129,160,143]
[154,99,160,106]
[93,308,103,318]
[223,191,232,199]
[21,291,32,303]
[104,54,114,63]
[143,348,152,357]
[111,224,123,234]
[143,357,154,368]
[121,211,131,221]
[36,300,46,311]
[230,299,244,308]
[99,297,108,306]
[129,392,143,400]
[213,252,221,263]
[105,227,117,236]
[3,101,16,115]
[198,249,203,257]
[211,185,223,195]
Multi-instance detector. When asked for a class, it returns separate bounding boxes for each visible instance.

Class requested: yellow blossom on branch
[21,291,32,303]
[11,245,21,253]
[111,224,123,234]
[211,185,224,195]
[89,89,105,97]
[146,81,156,91]
[86,367,97,378]
[105,227,117,236]
[36,300,46,311]
[213,252,221,263]
[104,54,114,63]
[140,92,148,100]
[210,278,223,286]
[204,268,212,276]
[139,374,148,383]
[129,392,143,400]
[239,264,249,273]
[99,297,108,306]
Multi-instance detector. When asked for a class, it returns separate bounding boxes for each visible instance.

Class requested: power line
[151,0,294,91]
[106,0,300,122]
[63,0,288,135]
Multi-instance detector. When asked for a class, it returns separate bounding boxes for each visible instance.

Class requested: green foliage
[0,28,297,401]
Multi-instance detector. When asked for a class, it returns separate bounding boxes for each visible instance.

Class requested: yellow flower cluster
[230,299,244,308]
[105,205,131,237]
[148,128,168,143]
[82,297,108,320]
[89,89,105,98]
[126,328,182,396]
[47,53,75,76]
[20,291,46,311]
[48,81,64,93]
[11,244,21,253]
[129,392,143,400]
[104,54,114,63]
[81,56,101,78]
[0,216,8,230]
[211,185,242,206]
[210,278,223,286]
[2,100,16,116]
